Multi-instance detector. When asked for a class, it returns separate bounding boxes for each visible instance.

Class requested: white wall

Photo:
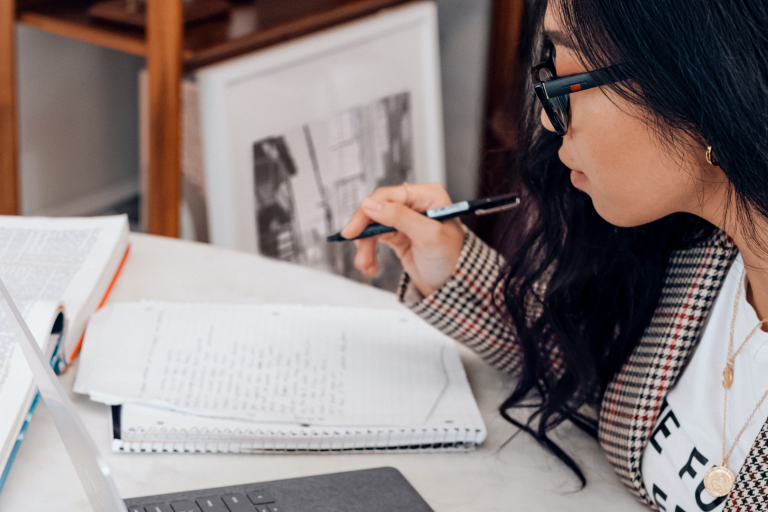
[16,26,144,216]
[435,0,493,201]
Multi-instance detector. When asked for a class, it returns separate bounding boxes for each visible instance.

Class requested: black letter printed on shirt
[652,484,668,511]
[650,406,681,454]
[679,447,708,480]
[695,477,726,511]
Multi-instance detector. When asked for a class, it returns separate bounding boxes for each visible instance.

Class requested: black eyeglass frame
[533,42,629,136]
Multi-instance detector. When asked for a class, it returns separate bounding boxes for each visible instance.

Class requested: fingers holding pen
[377,231,412,260]
[353,237,379,277]
[340,183,452,239]
[354,231,412,278]
[340,195,435,241]
[358,196,441,243]
[343,183,455,282]
[369,182,452,211]
[341,202,377,239]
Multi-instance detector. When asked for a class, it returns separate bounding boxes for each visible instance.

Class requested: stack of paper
[75,302,487,453]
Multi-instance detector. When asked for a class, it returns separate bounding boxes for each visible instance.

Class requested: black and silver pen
[326,193,521,242]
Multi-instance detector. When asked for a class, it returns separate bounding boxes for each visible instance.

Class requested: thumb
[361,197,440,241]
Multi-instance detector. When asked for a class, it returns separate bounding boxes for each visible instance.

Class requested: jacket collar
[598,228,738,506]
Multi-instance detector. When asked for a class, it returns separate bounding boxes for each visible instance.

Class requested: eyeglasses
[533,41,629,136]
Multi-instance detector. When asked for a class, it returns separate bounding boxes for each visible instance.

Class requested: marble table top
[0,233,648,511]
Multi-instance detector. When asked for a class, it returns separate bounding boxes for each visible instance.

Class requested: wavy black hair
[496,0,768,485]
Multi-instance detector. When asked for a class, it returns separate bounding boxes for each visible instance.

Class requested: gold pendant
[722,363,734,389]
[703,465,736,497]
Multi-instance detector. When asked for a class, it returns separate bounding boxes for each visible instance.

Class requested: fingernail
[361,197,382,211]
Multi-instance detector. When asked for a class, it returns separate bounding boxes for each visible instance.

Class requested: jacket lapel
[726,419,768,511]
[598,229,737,506]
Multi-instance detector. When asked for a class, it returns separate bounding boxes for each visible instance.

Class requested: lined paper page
[76,302,475,428]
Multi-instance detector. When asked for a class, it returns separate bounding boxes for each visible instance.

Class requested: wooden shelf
[18,1,146,55]
[16,0,409,71]
[5,0,412,236]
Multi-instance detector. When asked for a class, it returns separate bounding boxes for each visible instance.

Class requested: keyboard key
[128,507,143,512]
[255,507,270,512]
[221,493,252,512]
[195,498,228,512]
[145,505,173,512]
[268,505,284,512]
[247,491,275,505]
[171,500,201,512]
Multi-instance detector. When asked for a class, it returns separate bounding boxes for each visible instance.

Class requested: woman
[342,0,768,510]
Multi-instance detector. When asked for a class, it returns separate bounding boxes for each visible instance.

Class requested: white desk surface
[0,233,648,511]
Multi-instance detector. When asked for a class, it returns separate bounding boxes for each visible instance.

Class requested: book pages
[0,303,62,483]
[0,215,129,357]
[0,214,129,487]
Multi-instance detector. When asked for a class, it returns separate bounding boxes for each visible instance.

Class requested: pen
[326,192,521,242]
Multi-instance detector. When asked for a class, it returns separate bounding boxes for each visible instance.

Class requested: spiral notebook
[75,302,486,453]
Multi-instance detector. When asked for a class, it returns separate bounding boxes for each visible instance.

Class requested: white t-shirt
[641,254,768,512]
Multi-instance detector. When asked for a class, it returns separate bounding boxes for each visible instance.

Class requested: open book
[0,215,129,491]
[75,302,486,453]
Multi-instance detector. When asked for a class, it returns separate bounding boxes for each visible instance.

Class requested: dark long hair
[497,0,768,485]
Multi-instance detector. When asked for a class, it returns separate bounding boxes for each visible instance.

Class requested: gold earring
[706,146,720,166]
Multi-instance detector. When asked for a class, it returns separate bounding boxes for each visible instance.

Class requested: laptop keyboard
[128,490,282,512]
[122,467,434,512]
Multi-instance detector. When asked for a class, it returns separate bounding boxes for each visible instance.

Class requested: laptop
[0,277,434,512]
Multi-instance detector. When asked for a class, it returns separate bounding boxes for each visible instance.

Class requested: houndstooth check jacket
[399,227,768,511]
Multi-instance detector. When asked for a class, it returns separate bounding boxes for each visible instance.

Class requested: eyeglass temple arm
[541,65,628,99]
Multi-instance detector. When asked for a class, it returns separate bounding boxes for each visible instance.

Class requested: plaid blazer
[400,228,768,511]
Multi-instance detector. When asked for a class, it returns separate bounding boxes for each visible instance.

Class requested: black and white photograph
[198,1,445,261]
[253,92,412,291]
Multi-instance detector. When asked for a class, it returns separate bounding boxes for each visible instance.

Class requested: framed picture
[198,1,444,290]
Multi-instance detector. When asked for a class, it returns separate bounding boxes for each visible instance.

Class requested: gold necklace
[703,270,768,497]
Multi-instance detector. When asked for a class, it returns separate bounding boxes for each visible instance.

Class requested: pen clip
[474,197,521,216]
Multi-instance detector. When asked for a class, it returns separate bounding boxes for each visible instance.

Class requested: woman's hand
[340,183,464,297]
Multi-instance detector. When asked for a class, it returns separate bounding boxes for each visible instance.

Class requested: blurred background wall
[434,0,493,201]
[16,25,144,216]
[15,0,493,217]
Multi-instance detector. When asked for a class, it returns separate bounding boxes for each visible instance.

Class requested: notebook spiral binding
[112,425,483,454]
